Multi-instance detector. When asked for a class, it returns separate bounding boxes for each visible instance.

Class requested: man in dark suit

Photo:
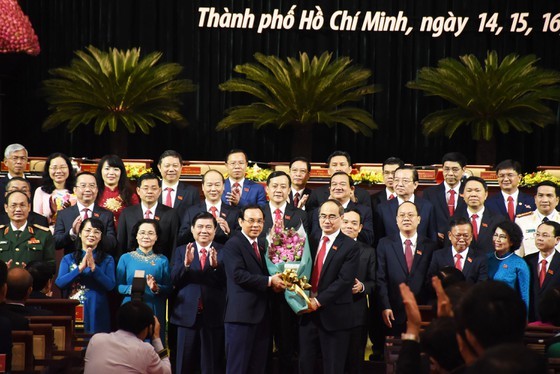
[4,268,52,316]
[370,157,404,214]
[377,201,437,335]
[0,177,48,227]
[157,150,200,225]
[428,217,488,284]
[310,172,374,245]
[260,170,308,372]
[306,151,372,212]
[170,212,226,374]
[223,205,285,374]
[451,176,505,253]
[25,261,54,299]
[0,258,29,331]
[422,152,468,242]
[375,166,438,246]
[288,156,312,210]
[341,209,375,374]
[53,172,117,255]
[299,199,359,374]
[0,143,28,213]
[118,173,178,258]
[525,221,560,322]
[485,159,535,221]
[179,170,239,246]
[221,149,267,208]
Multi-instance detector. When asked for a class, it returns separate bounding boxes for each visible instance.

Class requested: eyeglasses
[497,173,518,180]
[76,183,97,189]
[137,231,157,237]
[49,165,69,171]
[394,178,413,185]
[397,213,417,219]
[242,218,264,225]
[82,228,102,236]
[492,233,508,240]
[7,156,27,162]
[450,232,472,239]
[6,203,29,211]
[319,214,340,222]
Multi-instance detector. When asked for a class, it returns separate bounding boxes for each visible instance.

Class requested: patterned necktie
[455,253,463,271]
[165,188,173,208]
[539,259,548,287]
[507,196,515,221]
[404,239,413,272]
[448,190,456,216]
[293,192,300,208]
[311,236,329,293]
[144,209,152,219]
[82,208,89,221]
[471,214,479,241]
[209,206,218,218]
[252,241,261,262]
[200,248,207,269]
[274,208,282,222]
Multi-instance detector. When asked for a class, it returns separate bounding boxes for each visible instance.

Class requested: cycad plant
[217,51,380,157]
[407,51,560,141]
[42,45,196,135]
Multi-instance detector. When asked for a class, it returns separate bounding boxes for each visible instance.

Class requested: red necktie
[388,194,395,200]
[471,214,479,241]
[209,206,218,218]
[82,208,89,221]
[200,248,207,269]
[404,239,413,272]
[448,190,456,216]
[165,187,173,208]
[252,241,261,262]
[293,192,300,208]
[507,196,515,221]
[311,236,329,293]
[274,208,282,222]
[455,253,463,271]
[233,182,241,195]
[539,259,548,287]
[144,209,152,219]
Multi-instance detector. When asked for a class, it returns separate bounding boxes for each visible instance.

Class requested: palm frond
[408,50,560,140]
[41,45,196,134]
[218,51,380,134]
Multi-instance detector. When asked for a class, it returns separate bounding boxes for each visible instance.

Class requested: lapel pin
[244,187,250,192]
[285,215,291,220]
[482,223,488,228]
[549,269,554,275]
[332,245,338,251]
[178,195,183,200]
[467,257,472,263]
[416,250,422,255]
[155,216,160,221]
[503,264,508,269]
[94,213,100,217]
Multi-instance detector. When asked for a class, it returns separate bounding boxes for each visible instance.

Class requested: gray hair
[4,144,27,159]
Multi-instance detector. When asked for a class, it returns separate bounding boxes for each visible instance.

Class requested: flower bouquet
[265,218,312,314]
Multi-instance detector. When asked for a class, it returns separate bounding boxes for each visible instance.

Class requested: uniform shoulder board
[516,211,534,219]
[0,225,5,230]
[32,224,50,232]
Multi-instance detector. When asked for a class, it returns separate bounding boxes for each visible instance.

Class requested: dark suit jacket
[221,179,267,208]
[351,241,376,327]
[288,188,312,209]
[451,207,506,253]
[0,211,48,227]
[374,197,438,246]
[0,175,7,213]
[117,203,178,258]
[158,182,200,225]
[422,183,466,235]
[260,204,309,241]
[370,190,389,215]
[170,242,226,328]
[376,235,436,324]
[0,303,29,330]
[3,302,53,316]
[178,202,239,246]
[223,232,269,324]
[485,191,536,220]
[525,251,560,321]
[427,247,488,284]
[306,185,372,212]
[303,231,359,331]
[310,201,374,246]
[53,205,117,255]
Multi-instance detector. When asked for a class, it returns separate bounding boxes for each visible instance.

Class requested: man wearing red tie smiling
[299,199,359,374]
[221,149,267,209]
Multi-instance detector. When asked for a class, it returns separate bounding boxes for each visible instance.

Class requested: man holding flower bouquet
[299,199,359,374]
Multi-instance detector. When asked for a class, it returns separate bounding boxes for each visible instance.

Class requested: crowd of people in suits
[0,142,559,373]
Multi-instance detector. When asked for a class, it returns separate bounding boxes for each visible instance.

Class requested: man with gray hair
[0,143,28,211]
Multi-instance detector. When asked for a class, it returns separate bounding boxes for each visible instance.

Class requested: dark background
[1,0,559,169]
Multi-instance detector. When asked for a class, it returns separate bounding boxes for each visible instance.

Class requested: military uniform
[515,210,560,257]
[0,223,55,271]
